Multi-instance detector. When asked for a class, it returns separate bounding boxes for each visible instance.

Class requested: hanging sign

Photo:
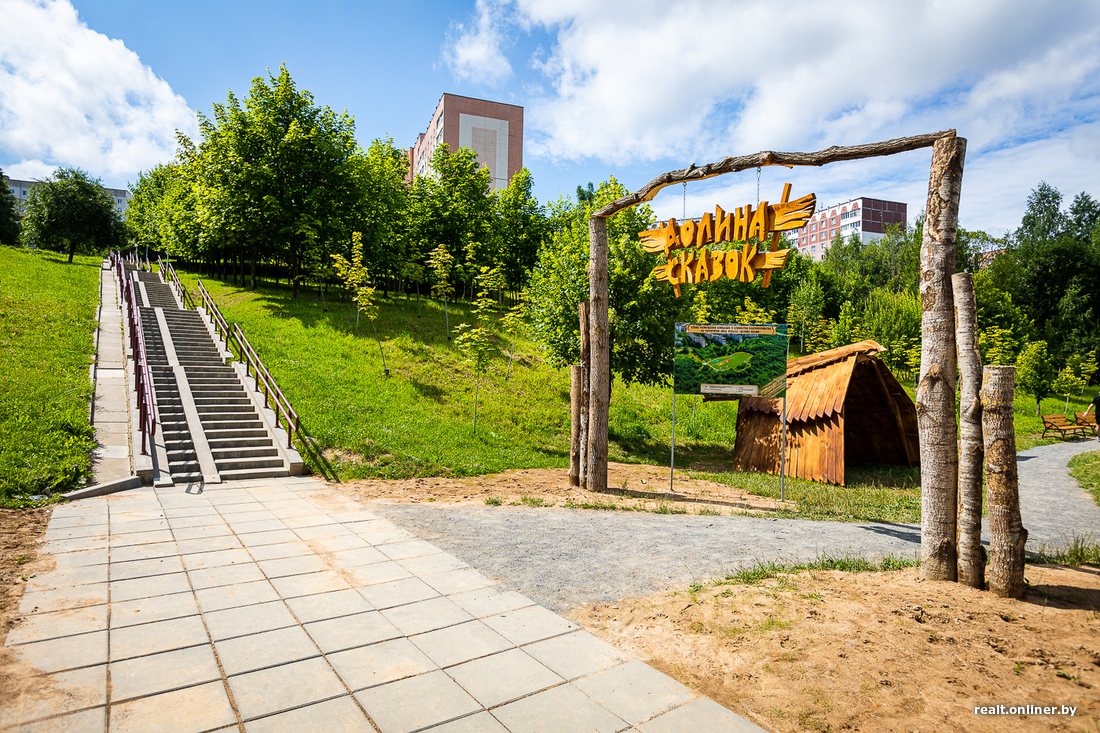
[673,323,789,397]
[642,184,815,296]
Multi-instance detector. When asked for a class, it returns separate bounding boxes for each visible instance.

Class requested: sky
[1,0,1099,235]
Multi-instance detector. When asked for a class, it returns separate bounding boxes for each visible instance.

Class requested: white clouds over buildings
[445,0,1100,231]
[443,0,515,87]
[0,0,197,186]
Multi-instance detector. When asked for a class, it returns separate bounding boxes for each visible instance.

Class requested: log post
[578,302,590,490]
[982,365,1027,598]
[953,272,985,588]
[587,217,610,494]
[917,134,966,582]
[569,365,584,487]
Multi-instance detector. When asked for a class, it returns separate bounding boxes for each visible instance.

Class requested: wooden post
[586,217,610,494]
[578,302,590,490]
[917,134,966,582]
[953,272,985,589]
[982,365,1027,598]
[569,365,584,487]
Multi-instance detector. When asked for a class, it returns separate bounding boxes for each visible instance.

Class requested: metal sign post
[669,392,677,492]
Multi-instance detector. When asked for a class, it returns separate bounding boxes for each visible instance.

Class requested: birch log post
[586,219,610,494]
[953,272,985,588]
[917,135,966,582]
[982,365,1027,598]
[578,302,591,490]
[569,365,583,487]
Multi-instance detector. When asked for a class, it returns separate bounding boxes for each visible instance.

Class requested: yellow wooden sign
[641,183,815,296]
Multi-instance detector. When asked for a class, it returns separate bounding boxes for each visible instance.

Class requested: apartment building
[791,197,907,262]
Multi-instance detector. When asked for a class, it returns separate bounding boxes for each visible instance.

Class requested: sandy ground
[335,461,792,513]
[567,565,1100,732]
[0,507,52,646]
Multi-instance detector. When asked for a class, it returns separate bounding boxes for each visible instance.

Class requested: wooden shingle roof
[741,340,886,423]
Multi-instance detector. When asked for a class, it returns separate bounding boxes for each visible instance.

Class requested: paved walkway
[91,263,131,484]
[3,477,763,733]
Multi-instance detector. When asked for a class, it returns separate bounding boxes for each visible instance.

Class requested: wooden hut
[731,340,918,485]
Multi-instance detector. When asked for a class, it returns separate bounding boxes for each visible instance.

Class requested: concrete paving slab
[294,523,353,540]
[26,564,109,591]
[448,588,534,619]
[110,519,169,535]
[327,637,437,692]
[188,563,266,590]
[446,649,564,708]
[168,513,229,529]
[280,513,338,530]
[270,569,351,598]
[9,630,108,674]
[308,534,370,553]
[572,661,696,727]
[0,665,106,729]
[109,615,208,661]
[356,527,416,545]
[9,705,105,733]
[18,584,108,615]
[230,519,288,535]
[228,657,347,721]
[523,631,631,681]
[381,596,474,636]
[243,696,374,733]
[110,529,175,547]
[257,554,327,578]
[342,561,413,587]
[109,555,185,581]
[49,547,109,569]
[354,669,482,733]
[430,712,510,733]
[181,548,253,570]
[304,611,402,653]
[247,540,313,561]
[175,535,242,555]
[195,579,280,612]
[481,605,580,646]
[108,680,236,733]
[110,591,200,628]
[398,552,469,576]
[214,625,319,676]
[109,645,221,701]
[378,539,442,561]
[329,545,388,569]
[410,620,512,669]
[492,684,628,733]
[422,568,497,596]
[285,588,375,623]
[6,605,109,646]
[203,600,297,641]
[109,572,191,602]
[109,541,178,563]
[44,525,109,541]
[638,697,768,732]
[237,528,300,547]
[357,577,440,610]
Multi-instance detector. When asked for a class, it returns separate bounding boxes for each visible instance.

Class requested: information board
[673,323,789,397]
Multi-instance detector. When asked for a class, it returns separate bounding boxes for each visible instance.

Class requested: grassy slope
[1068,450,1100,509]
[0,248,100,497]
[180,272,742,481]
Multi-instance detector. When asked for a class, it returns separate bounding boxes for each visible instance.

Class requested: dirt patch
[567,565,1100,732]
[332,462,791,514]
[1,507,52,646]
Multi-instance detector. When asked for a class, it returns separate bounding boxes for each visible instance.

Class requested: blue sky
[2,0,1099,235]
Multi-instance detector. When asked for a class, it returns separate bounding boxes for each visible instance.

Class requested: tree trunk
[292,250,301,298]
[68,241,75,263]
[250,245,258,290]
[982,365,1027,598]
[917,135,966,582]
[953,272,985,589]
[586,218,609,494]
[569,365,584,487]
[578,302,590,490]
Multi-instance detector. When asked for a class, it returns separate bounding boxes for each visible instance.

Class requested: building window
[831,217,837,225]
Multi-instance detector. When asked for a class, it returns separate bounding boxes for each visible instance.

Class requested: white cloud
[0,0,197,187]
[443,0,514,87]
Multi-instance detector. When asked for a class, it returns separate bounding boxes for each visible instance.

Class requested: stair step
[215,457,285,471]
[212,447,279,459]
[217,467,291,481]
[207,437,274,449]
[204,428,269,439]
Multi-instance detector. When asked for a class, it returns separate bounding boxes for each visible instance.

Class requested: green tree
[786,275,825,351]
[830,300,870,348]
[19,168,124,262]
[493,168,549,291]
[455,267,502,433]
[1016,341,1056,416]
[734,296,775,324]
[428,243,456,339]
[0,168,20,247]
[186,64,363,295]
[1052,365,1086,415]
[862,287,920,370]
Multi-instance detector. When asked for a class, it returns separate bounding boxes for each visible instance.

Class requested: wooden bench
[1042,414,1092,440]
[1073,412,1098,437]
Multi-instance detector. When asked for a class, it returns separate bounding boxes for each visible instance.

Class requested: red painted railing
[196,280,232,348]
[231,323,301,450]
[111,252,156,455]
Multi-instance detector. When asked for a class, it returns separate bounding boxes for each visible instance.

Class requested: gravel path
[374,441,1100,612]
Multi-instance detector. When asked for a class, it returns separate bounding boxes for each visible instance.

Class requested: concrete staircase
[131,270,298,484]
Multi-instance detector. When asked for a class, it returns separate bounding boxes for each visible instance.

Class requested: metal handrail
[111,252,156,454]
[165,261,195,310]
[196,280,231,348]
[231,323,301,449]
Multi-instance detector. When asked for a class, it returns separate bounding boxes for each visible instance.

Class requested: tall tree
[1066,191,1100,245]
[186,64,362,295]
[19,168,124,262]
[494,168,549,291]
[0,168,20,247]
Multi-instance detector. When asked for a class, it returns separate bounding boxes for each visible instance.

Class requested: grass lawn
[0,248,100,499]
[1068,450,1100,509]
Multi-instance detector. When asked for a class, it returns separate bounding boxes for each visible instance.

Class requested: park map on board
[673,323,788,397]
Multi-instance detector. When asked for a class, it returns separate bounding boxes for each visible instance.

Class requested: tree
[186,64,363,295]
[331,232,385,373]
[493,168,549,291]
[786,275,825,352]
[428,244,456,339]
[19,168,124,262]
[455,267,502,433]
[1015,341,1055,416]
[0,167,20,246]
[862,287,920,371]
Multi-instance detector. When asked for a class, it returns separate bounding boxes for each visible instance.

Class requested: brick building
[406,94,523,191]
[791,197,907,262]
